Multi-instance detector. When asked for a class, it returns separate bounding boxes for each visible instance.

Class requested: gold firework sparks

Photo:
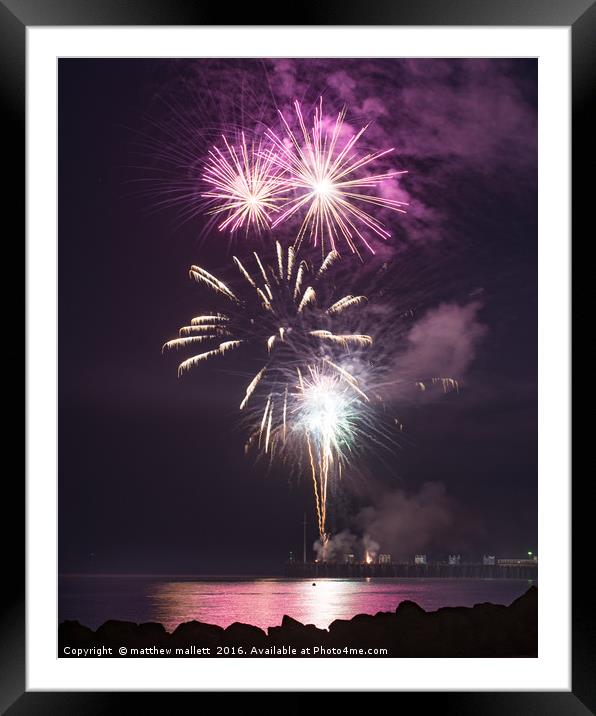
[164,241,372,412]
[164,243,374,539]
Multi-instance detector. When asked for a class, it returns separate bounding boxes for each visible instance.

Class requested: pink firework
[267,98,408,256]
[202,133,286,234]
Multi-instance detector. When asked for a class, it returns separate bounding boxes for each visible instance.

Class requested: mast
[303,512,307,563]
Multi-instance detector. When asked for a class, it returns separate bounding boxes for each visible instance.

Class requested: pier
[284,561,538,580]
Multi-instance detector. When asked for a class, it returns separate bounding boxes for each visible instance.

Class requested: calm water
[59,575,535,631]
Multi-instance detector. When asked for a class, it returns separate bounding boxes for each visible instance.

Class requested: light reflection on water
[60,575,535,631]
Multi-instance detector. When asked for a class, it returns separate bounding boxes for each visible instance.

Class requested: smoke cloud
[313,530,357,562]
[399,301,487,381]
[356,482,461,561]
[314,482,477,563]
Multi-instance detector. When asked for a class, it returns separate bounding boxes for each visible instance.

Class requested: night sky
[59,59,537,575]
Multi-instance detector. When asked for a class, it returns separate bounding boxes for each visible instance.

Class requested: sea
[59,575,535,631]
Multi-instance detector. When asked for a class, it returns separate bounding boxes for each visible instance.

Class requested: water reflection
[146,578,533,631]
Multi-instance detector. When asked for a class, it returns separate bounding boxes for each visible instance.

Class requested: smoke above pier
[313,481,479,562]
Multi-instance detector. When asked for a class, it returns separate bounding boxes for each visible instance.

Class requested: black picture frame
[8,0,585,709]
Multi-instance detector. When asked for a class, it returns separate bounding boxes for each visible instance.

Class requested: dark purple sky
[59,59,537,574]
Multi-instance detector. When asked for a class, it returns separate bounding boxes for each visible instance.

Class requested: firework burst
[287,362,370,544]
[266,98,408,256]
[163,242,371,398]
[163,243,377,540]
[202,133,286,234]
[163,243,370,374]
[240,356,389,545]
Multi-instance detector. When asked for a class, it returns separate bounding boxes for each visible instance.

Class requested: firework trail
[266,98,408,257]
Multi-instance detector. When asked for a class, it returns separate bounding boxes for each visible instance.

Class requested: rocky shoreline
[59,585,537,658]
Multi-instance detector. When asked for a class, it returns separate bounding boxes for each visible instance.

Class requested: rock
[135,622,168,646]
[268,615,328,647]
[224,622,268,646]
[59,620,95,648]
[281,615,305,630]
[170,620,224,648]
[395,599,426,617]
[95,620,138,646]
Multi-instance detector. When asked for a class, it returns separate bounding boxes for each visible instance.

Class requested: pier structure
[284,560,538,580]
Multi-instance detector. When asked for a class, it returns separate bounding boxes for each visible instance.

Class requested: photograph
[57,56,539,660]
[9,5,585,704]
